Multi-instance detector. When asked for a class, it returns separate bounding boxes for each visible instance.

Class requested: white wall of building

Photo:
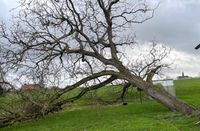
[153,79,176,96]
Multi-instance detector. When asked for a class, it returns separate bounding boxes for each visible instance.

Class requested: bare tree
[127,42,171,83]
[0,0,199,126]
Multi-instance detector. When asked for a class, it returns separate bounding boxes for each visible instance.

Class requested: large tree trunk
[127,75,198,116]
[115,62,199,116]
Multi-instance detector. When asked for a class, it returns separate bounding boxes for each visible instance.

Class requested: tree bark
[127,74,198,115]
[115,62,198,116]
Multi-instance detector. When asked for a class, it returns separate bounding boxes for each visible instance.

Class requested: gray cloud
[0,0,17,21]
[135,0,200,55]
[0,1,8,19]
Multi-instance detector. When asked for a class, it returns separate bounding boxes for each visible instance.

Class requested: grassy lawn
[1,78,200,131]
[175,78,200,107]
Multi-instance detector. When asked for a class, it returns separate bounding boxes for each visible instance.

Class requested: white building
[153,79,176,96]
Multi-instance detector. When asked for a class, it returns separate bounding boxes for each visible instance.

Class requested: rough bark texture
[138,80,196,115]
[125,72,197,115]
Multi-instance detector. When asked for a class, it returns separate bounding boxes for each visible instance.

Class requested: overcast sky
[0,0,200,79]
[136,0,200,54]
[135,0,200,78]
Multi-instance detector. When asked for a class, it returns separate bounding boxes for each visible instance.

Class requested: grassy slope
[175,78,200,107]
[1,78,200,131]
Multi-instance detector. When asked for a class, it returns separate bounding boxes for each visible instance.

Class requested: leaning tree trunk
[126,74,198,116]
[115,63,199,116]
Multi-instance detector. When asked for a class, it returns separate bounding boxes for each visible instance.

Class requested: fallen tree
[0,0,199,127]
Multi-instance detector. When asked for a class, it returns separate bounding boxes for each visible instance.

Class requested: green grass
[1,78,200,131]
[175,78,200,107]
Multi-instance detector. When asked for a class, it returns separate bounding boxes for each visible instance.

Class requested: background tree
[0,0,199,126]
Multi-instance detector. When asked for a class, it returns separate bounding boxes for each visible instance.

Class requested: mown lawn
[175,78,200,107]
[1,78,200,131]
